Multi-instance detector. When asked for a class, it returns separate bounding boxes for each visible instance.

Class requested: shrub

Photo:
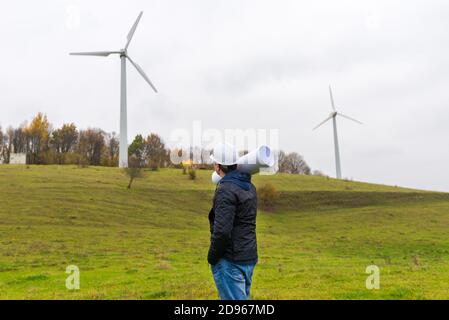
[188,167,196,180]
[258,183,279,210]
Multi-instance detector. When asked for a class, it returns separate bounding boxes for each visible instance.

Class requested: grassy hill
[1,165,449,299]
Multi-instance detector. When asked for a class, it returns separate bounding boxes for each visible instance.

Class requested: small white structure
[9,153,27,164]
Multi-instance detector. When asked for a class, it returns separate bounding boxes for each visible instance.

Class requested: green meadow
[1,165,449,299]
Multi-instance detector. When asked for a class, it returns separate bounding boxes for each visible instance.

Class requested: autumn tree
[144,133,167,170]
[103,132,119,167]
[128,133,167,169]
[26,113,51,164]
[51,123,78,164]
[78,129,105,166]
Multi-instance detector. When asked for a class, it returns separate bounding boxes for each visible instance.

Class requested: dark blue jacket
[208,171,258,265]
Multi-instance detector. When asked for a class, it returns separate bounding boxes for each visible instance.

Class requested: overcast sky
[1,0,448,191]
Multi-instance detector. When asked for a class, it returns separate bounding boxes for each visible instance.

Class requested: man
[208,143,258,300]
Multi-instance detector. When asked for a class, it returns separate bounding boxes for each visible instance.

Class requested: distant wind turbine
[70,11,157,168]
[313,85,362,179]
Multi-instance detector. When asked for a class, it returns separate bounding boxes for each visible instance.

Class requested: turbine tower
[70,11,157,168]
[313,85,362,179]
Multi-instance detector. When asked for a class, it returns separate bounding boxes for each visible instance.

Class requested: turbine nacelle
[313,86,362,130]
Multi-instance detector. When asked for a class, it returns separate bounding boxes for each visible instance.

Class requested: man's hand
[207,247,219,265]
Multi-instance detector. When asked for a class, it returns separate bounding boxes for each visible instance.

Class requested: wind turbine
[70,11,157,168]
[313,85,362,179]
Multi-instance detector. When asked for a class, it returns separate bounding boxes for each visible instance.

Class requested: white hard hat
[210,142,238,165]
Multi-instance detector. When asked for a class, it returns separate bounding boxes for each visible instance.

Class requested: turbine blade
[337,112,363,125]
[127,56,158,93]
[329,85,336,111]
[69,51,117,57]
[313,114,333,130]
[125,11,143,50]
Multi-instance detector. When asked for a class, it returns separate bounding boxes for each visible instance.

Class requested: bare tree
[279,151,311,175]
[144,133,167,169]
[0,127,4,163]
[277,150,287,173]
[104,132,119,166]
[9,125,27,154]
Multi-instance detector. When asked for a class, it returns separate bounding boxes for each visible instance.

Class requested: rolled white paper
[211,145,275,184]
[236,145,275,174]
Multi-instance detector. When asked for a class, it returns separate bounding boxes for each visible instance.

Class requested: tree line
[0,113,314,175]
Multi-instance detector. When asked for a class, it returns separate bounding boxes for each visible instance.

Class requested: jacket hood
[219,170,252,191]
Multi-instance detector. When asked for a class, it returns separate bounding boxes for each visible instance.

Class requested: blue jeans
[211,258,256,300]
